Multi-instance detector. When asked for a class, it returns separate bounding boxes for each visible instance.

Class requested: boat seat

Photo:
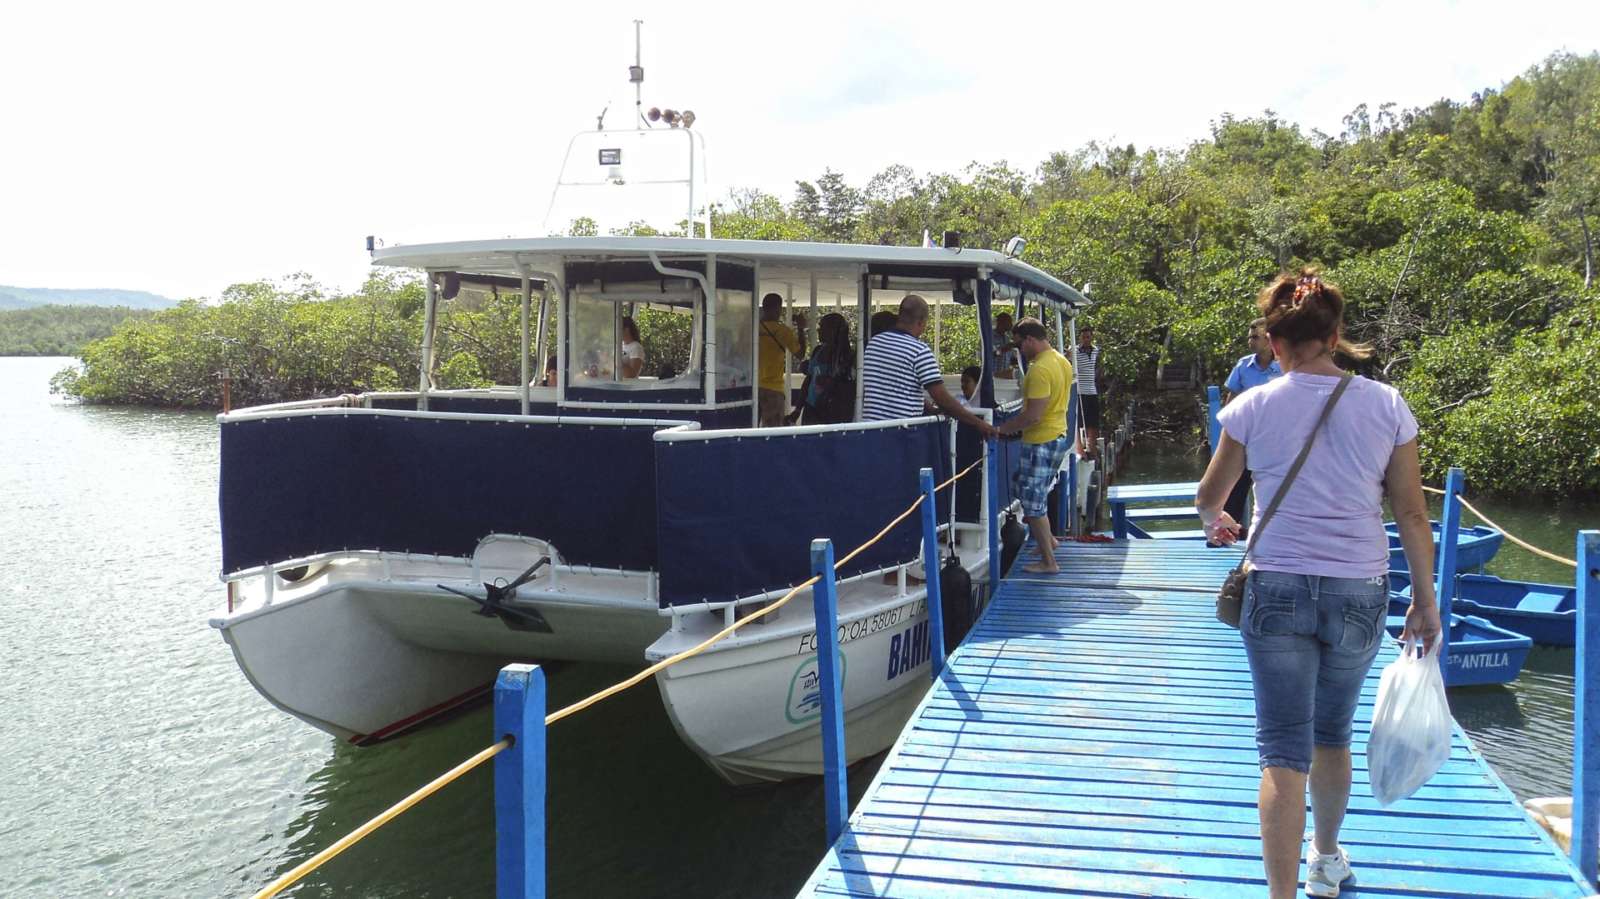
[1518,591,1569,614]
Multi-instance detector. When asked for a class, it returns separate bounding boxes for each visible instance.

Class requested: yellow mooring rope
[251,738,511,899]
[247,456,986,897]
[1420,484,1577,568]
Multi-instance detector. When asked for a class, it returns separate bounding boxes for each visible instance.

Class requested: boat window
[713,286,753,390]
[566,282,704,390]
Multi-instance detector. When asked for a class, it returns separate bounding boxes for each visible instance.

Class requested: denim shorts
[1241,570,1389,773]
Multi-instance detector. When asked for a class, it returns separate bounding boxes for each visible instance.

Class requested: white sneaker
[1304,845,1353,897]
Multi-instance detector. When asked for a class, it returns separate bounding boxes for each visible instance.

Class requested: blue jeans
[1241,570,1389,773]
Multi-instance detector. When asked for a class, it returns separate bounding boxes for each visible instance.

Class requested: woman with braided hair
[1194,268,1442,898]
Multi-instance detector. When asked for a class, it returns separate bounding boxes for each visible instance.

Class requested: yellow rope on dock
[244,456,987,897]
[1420,484,1577,567]
[250,738,511,899]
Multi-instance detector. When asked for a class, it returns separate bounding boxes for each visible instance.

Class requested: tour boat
[206,36,1097,781]
[1390,570,1576,647]
[208,234,1088,783]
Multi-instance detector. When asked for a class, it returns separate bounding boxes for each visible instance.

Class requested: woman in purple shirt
[1195,269,1442,899]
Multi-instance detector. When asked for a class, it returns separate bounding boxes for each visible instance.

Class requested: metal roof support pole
[1574,530,1600,887]
[519,269,532,415]
[418,274,437,411]
[855,267,869,421]
[975,271,996,410]
[782,283,793,417]
[746,259,757,427]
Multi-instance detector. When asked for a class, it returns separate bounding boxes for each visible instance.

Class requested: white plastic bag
[1367,637,1454,807]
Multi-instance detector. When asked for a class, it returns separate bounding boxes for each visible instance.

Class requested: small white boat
[207,62,1091,779]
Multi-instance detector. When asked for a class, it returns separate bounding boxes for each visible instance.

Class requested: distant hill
[0,285,176,310]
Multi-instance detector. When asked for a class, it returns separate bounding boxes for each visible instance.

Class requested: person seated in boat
[540,354,558,387]
[958,365,982,409]
[619,316,645,379]
[757,293,806,426]
[860,295,996,439]
[1194,268,1442,899]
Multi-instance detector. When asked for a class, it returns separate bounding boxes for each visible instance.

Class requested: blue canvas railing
[219,408,687,575]
[651,418,954,607]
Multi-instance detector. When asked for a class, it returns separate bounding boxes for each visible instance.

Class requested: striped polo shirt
[1074,345,1099,395]
[861,329,941,420]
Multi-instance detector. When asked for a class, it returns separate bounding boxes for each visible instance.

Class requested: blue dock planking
[798,540,1593,898]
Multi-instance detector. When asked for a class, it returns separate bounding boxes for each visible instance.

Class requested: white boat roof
[370,236,1091,309]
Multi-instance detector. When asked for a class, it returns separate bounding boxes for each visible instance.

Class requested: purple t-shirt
[1216,372,1419,578]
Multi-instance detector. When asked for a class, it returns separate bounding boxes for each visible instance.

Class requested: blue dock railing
[1573,529,1600,884]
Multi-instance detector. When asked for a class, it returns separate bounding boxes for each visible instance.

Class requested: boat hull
[212,568,666,742]
[1389,571,1575,647]
[649,566,982,784]
[1386,522,1503,574]
[1385,604,1531,687]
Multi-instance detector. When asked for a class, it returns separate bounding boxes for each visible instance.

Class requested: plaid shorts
[1014,434,1072,518]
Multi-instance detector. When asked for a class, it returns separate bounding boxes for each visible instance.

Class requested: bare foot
[1021,562,1060,574]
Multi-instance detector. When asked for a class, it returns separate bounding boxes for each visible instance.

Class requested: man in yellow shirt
[757,292,806,426]
[994,317,1073,574]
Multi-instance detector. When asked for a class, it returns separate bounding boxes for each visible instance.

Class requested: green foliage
[0,305,156,355]
[55,50,1600,495]
[1411,308,1600,493]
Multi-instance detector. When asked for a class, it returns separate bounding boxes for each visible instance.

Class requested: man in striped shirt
[1074,325,1106,457]
[861,295,997,439]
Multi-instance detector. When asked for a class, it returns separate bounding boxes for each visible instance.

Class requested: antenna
[630,20,646,127]
[595,104,608,131]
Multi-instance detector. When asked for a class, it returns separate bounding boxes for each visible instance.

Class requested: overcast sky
[4,0,1597,301]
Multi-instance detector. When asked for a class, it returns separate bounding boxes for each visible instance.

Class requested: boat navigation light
[1003,235,1027,258]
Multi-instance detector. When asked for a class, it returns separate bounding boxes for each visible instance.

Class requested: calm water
[1121,437,1600,800]
[0,357,875,898]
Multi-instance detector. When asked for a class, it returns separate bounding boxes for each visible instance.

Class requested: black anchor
[437,556,553,633]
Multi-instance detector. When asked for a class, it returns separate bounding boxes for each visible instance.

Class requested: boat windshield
[568,281,703,390]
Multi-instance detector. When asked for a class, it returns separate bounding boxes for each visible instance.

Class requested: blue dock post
[494,664,546,899]
[987,437,1001,587]
[919,468,947,678]
[1205,385,1222,456]
[1573,530,1600,886]
[810,538,848,846]
[1436,467,1465,670]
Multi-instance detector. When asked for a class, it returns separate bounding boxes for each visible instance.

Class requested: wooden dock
[797,539,1594,898]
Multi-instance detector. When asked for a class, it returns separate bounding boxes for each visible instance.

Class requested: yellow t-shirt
[758,320,802,392]
[1021,347,1073,444]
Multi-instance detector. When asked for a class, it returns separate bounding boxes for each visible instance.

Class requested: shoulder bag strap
[1240,371,1353,561]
